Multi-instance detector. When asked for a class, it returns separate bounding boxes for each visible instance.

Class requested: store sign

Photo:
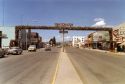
[115,36,123,43]
[55,23,73,28]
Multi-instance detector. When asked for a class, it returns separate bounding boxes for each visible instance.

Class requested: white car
[45,44,51,51]
[28,45,37,52]
[7,47,23,55]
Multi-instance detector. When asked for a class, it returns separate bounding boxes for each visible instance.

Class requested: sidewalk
[82,48,125,56]
[54,52,83,84]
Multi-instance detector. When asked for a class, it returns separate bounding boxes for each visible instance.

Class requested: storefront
[113,23,125,52]
[92,31,110,50]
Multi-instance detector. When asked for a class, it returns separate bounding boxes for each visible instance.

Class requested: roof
[114,22,125,29]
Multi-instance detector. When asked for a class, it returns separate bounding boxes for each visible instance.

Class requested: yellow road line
[51,53,61,84]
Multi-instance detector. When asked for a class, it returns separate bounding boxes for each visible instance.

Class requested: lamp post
[26,31,27,50]
[2,0,5,27]
[31,20,40,25]
[56,23,72,52]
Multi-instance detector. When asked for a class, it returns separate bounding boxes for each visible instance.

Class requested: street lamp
[2,0,5,27]
[26,31,27,50]
[31,20,40,26]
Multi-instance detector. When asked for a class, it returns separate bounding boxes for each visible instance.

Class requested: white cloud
[92,18,106,27]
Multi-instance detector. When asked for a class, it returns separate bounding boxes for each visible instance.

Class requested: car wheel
[17,51,20,55]
[20,52,22,55]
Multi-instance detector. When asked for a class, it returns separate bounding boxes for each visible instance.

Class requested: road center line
[51,52,61,84]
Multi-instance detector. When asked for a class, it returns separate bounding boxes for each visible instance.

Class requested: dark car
[0,48,6,58]
[7,47,23,55]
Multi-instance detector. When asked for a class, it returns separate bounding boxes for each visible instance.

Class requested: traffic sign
[59,30,68,33]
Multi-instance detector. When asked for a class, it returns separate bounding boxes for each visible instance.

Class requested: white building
[72,36,85,47]
[0,26,15,48]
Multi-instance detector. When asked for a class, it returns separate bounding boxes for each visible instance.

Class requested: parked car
[28,45,37,52]
[7,47,23,55]
[45,44,51,51]
[0,48,6,58]
[2,47,9,55]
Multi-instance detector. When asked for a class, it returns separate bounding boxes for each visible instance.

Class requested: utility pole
[59,29,68,52]
[26,30,27,50]
[56,23,73,52]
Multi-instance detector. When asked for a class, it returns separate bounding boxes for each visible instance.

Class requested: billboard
[55,23,73,28]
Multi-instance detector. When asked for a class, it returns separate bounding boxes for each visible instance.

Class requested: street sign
[55,23,73,28]
[59,30,68,33]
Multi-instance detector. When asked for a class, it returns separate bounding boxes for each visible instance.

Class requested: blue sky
[0,0,125,42]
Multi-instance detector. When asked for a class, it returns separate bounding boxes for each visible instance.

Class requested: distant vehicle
[57,45,62,48]
[7,47,23,55]
[74,44,79,48]
[45,44,51,51]
[0,48,6,58]
[28,45,37,52]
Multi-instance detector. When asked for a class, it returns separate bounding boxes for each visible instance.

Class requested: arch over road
[15,25,113,50]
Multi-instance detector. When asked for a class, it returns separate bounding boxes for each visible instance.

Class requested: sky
[0,0,125,42]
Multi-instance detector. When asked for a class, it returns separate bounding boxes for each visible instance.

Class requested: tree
[49,37,56,46]
[49,38,53,45]
[53,37,56,45]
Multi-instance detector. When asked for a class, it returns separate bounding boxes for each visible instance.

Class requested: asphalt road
[0,47,60,84]
[1,47,125,84]
[66,47,125,84]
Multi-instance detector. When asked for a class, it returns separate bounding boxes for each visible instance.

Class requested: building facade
[18,30,42,49]
[113,23,125,51]
[18,29,27,49]
[72,36,85,47]
[85,31,110,50]
[92,31,110,50]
